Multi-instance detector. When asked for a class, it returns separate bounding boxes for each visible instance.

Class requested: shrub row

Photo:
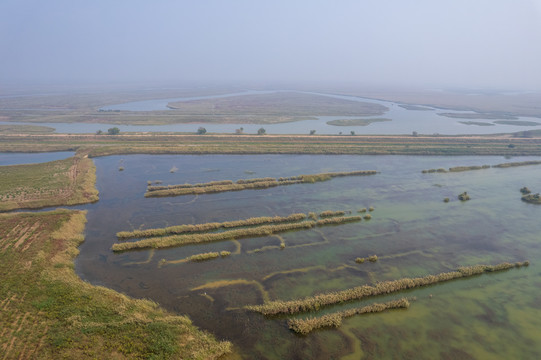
[117,213,307,239]
[245,261,529,315]
[287,298,410,335]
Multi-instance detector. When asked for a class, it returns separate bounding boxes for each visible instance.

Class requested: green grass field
[0,209,231,359]
[0,154,99,211]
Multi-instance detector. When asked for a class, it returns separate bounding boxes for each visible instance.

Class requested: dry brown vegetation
[117,213,307,240]
[287,298,410,335]
[245,262,529,315]
[144,170,377,198]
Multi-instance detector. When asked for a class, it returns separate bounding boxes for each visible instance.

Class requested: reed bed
[245,261,529,315]
[112,221,316,252]
[188,252,220,262]
[145,170,377,197]
[117,213,307,240]
[287,298,410,335]
[521,193,541,204]
[449,165,490,172]
[319,210,346,218]
[315,216,362,226]
[493,160,541,168]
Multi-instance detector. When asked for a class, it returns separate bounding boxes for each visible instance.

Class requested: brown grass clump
[188,252,220,262]
[220,251,231,257]
[358,208,367,213]
[363,214,372,220]
[355,257,365,264]
[368,255,378,262]
[245,262,528,315]
[287,298,410,335]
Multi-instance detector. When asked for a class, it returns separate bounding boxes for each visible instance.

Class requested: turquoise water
[75,154,541,359]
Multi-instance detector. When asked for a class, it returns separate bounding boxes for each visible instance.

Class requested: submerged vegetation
[0,210,231,359]
[145,170,377,197]
[287,298,410,335]
[245,262,529,316]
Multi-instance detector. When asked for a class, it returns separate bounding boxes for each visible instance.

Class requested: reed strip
[117,213,307,240]
[287,298,410,335]
[319,210,346,218]
[145,170,377,197]
[112,221,316,252]
[315,216,361,226]
[245,261,529,315]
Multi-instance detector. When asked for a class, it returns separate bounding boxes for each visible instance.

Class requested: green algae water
[76,155,541,359]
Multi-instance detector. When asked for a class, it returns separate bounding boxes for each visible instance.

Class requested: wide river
[2,90,541,135]
[54,153,541,359]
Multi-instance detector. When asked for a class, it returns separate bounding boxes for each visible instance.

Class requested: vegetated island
[0,153,99,211]
[493,120,541,126]
[0,209,231,359]
[398,104,433,111]
[439,112,518,120]
[145,170,377,197]
[458,121,495,127]
[166,91,388,124]
[326,118,392,126]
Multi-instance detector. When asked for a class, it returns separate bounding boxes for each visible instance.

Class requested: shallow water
[75,154,541,359]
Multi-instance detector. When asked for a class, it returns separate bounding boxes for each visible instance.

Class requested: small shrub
[368,206,375,212]
[458,192,470,201]
[443,197,450,203]
[358,208,367,213]
[363,214,372,220]
[355,257,365,264]
[368,255,378,262]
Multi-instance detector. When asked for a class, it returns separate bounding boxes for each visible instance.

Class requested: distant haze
[1,0,541,90]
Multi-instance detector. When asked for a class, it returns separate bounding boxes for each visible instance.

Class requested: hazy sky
[1,0,541,90]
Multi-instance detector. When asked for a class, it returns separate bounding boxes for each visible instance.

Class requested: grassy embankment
[112,211,362,252]
[0,153,99,212]
[2,133,541,157]
[0,210,231,359]
[245,261,529,316]
[326,118,391,126]
[145,170,377,197]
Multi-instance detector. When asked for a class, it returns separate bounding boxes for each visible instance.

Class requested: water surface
[75,154,541,359]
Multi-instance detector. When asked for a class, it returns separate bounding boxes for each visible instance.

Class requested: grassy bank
[0,154,99,211]
[0,210,231,359]
[1,133,541,157]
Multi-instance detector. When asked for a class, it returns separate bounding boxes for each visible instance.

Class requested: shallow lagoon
[75,154,541,359]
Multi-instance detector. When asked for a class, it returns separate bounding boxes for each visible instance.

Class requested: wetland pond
[75,154,541,359]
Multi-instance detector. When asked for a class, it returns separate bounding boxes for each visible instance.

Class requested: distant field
[0,154,98,211]
[0,209,231,359]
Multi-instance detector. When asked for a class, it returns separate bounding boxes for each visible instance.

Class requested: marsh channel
[38,153,538,359]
